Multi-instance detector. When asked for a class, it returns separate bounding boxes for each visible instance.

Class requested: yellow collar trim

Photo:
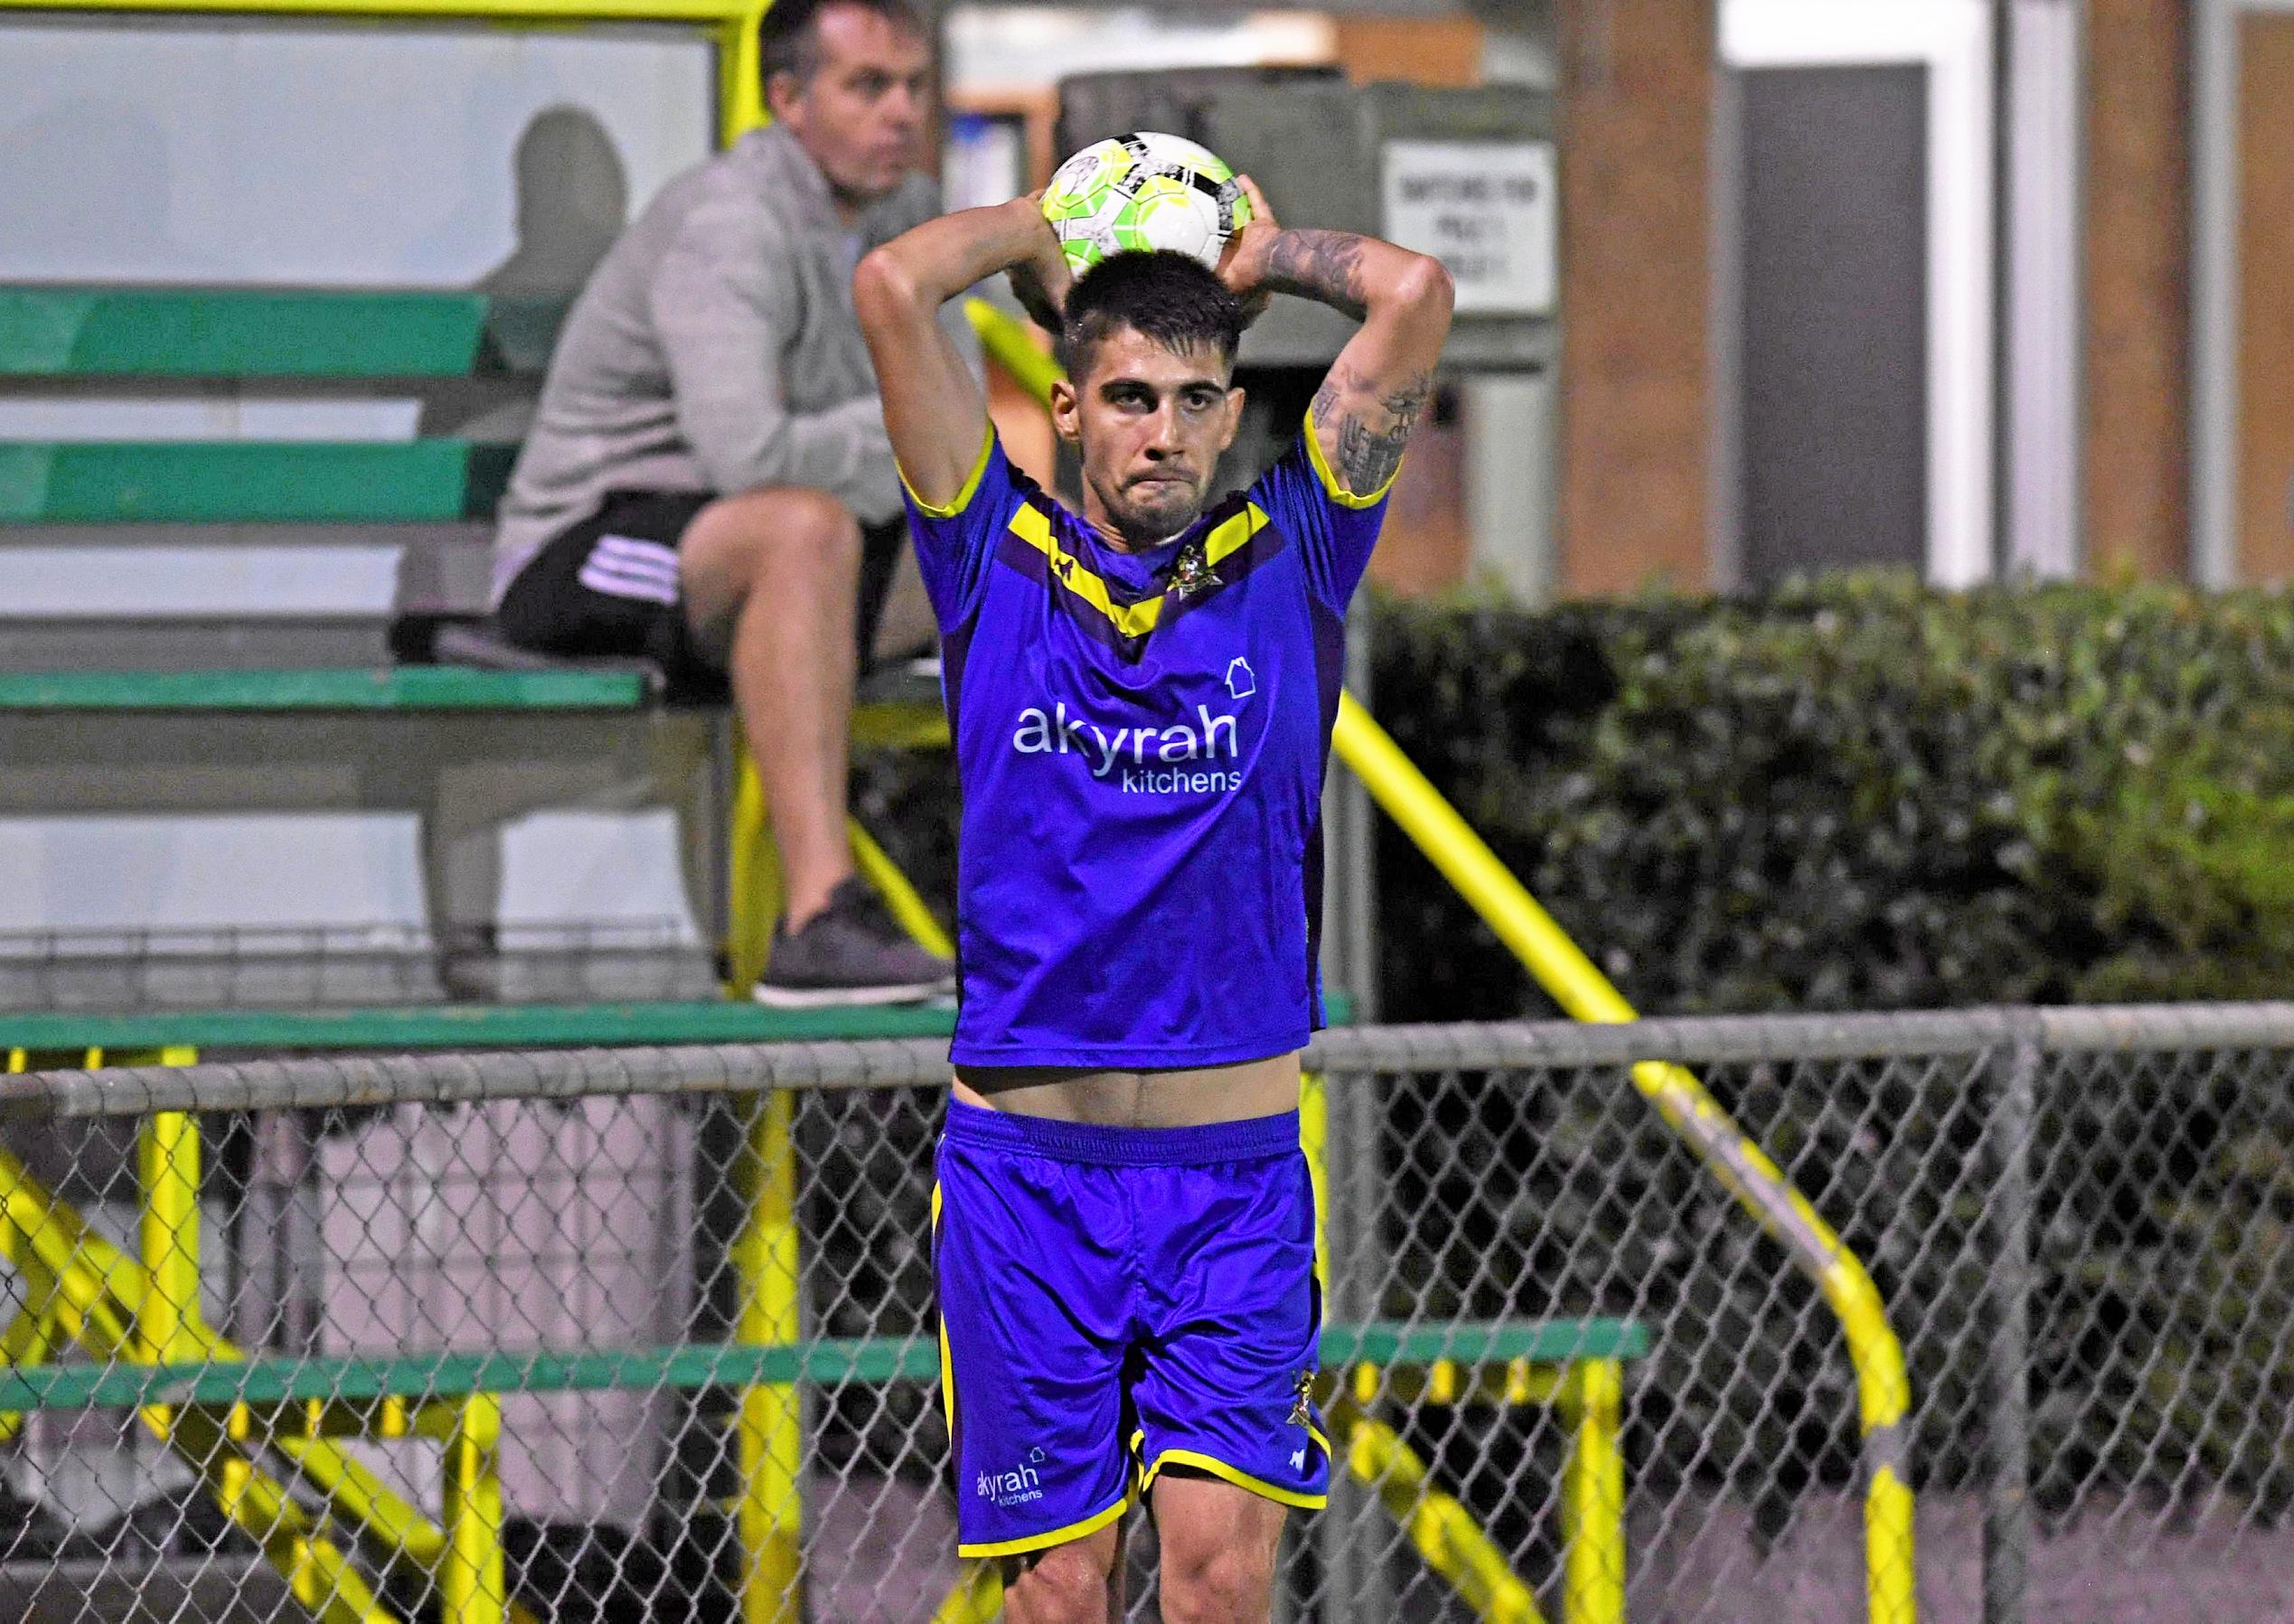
[1007,501,1269,638]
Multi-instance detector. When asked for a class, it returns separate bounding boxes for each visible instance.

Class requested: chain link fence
[3,1009,2293,1623]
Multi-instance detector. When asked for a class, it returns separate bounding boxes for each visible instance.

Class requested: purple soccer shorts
[932,1098,1330,1557]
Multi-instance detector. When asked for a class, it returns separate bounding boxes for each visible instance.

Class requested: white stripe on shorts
[578,554,681,605]
[590,532,682,583]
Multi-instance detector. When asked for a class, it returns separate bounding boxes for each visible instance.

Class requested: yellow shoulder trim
[899,425,996,520]
[1137,1448,1329,1511]
[956,1493,1131,1558]
[1302,404,1400,510]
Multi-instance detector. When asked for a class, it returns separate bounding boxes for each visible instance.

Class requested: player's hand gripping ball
[1040,132,1255,275]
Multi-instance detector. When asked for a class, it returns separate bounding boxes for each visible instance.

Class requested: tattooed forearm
[1260,230,1370,317]
[1312,365,1433,496]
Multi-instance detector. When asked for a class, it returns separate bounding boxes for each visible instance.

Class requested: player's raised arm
[1218,178,1455,500]
[852,198,1071,509]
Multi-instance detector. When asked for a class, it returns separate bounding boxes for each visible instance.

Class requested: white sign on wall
[1380,140,1557,316]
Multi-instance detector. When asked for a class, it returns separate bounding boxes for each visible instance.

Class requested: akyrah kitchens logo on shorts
[1010,661,1256,795]
[976,1447,1048,1507]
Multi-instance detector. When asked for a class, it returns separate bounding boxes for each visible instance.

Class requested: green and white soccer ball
[1040,132,1253,275]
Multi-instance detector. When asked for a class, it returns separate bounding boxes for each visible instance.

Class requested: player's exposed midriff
[950,1051,1301,1128]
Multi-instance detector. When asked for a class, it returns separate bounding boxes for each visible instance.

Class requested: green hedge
[1373,570,2294,1019]
[1373,572,2294,1522]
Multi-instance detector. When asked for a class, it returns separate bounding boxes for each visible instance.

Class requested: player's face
[768,6,932,206]
[1057,328,1243,547]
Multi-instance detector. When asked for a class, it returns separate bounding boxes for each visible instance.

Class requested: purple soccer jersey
[901,416,1393,1068]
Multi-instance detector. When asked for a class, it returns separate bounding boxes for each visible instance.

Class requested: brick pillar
[2083,0,2190,580]
[1556,0,1715,596]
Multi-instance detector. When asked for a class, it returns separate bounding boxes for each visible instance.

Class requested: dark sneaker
[752,877,954,1008]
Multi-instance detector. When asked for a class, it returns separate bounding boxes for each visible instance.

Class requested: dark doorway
[1736,64,1929,585]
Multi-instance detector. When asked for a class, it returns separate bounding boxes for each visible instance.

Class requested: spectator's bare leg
[680,485,863,931]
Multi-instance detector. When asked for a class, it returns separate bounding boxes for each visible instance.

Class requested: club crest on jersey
[1169,539,1221,600]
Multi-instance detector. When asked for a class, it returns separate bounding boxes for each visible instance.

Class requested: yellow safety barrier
[1346,1413,1548,1624]
[1558,1360,1624,1623]
[0,1137,520,1624]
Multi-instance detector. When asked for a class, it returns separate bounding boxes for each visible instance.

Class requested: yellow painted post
[727,752,784,995]
[1558,1360,1625,1624]
[718,3,770,145]
[433,1394,510,1624]
[731,1088,803,1624]
[136,1050,204,1436]
[1298,1072,1330,1276]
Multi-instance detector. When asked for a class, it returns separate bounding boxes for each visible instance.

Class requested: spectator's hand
[1007,192,1072,333]
[1216,175,1278,327]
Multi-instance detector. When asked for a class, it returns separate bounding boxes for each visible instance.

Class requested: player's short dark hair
[759,0,926,89]
[1057,250,1245,381]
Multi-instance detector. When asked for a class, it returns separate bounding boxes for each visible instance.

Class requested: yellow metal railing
[1,1049,520,1624]
[1330,695,1915,1624]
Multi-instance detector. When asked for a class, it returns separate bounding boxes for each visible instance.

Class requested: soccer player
[853,177,1453,1623]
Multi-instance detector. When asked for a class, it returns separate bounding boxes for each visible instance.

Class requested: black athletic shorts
[495,489,909,703]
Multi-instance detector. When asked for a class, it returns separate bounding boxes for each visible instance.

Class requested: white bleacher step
[0,523,494,618]
[433,618,943,709]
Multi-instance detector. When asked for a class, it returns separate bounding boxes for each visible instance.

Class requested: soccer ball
[1040,132,1254,276]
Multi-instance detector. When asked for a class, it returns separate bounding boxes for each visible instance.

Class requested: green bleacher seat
[0,287,563,378]
[0,290,555,607]
[0,440,516,524]
[0,665,647,711]
[0,999,958,1054]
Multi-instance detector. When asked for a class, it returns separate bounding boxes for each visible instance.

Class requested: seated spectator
[491,0,970,1007]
